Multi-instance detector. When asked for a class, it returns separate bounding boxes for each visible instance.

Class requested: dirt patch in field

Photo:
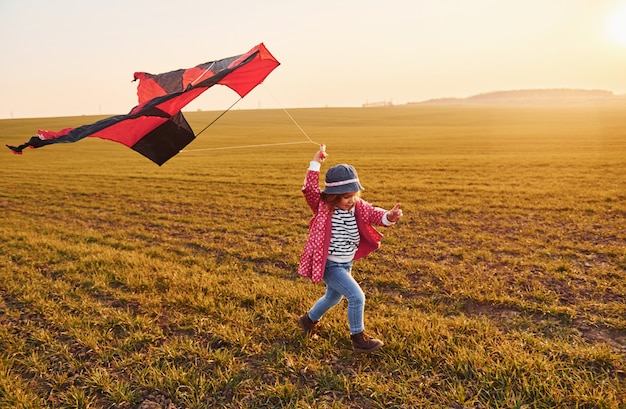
[463,300,626,353]
[137,393,178,409]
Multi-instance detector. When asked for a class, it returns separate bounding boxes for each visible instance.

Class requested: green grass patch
[1,105,624,408]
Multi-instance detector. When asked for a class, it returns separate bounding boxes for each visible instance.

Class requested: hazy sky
[2,0,626,119]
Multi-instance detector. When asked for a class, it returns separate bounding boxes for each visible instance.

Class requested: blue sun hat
[323,164,364,194]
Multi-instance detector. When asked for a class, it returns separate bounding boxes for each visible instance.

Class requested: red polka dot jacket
[298,167,392,283]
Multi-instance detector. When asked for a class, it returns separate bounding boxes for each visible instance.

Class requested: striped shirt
[328,207,360,262]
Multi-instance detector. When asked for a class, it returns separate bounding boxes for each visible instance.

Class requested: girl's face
[337,192,358,211]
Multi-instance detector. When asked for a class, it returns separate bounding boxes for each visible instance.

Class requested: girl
[297,145,403,353]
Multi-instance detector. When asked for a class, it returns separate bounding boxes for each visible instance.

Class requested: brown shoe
[298,313,318,335]
[350,331,384,353]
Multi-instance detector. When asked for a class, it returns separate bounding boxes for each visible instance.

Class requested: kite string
[262,84,320,146]
[180,140,312,152]
[180,84,320,153]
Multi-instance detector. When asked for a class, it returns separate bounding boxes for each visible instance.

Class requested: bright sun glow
[606,3,626,46]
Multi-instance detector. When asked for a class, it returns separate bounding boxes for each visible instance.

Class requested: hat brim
[322,181,364,195]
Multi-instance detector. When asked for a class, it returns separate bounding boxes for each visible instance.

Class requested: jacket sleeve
[358,200,388,227]
[302,165,322,213]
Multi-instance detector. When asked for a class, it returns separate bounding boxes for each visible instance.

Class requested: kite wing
[7,43,280,166]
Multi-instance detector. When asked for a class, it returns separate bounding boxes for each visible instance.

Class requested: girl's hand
[387,203,403,223]
[314,144,328,163]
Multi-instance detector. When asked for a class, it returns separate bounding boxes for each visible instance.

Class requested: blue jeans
[308,260,365,335]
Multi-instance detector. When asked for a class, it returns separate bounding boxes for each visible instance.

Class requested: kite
[6,43,280,165]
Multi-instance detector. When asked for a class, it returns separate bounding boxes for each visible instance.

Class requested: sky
[1,0,626,119]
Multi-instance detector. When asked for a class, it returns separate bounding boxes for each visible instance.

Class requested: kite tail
[7,136,55,154]
[7,144,25,154]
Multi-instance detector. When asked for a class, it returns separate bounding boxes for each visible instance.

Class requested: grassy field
[0,104,625,408]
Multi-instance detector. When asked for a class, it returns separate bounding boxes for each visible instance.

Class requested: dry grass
[0,104,625,408]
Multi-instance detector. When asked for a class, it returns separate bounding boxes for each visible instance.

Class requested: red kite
[7,43,280,165]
